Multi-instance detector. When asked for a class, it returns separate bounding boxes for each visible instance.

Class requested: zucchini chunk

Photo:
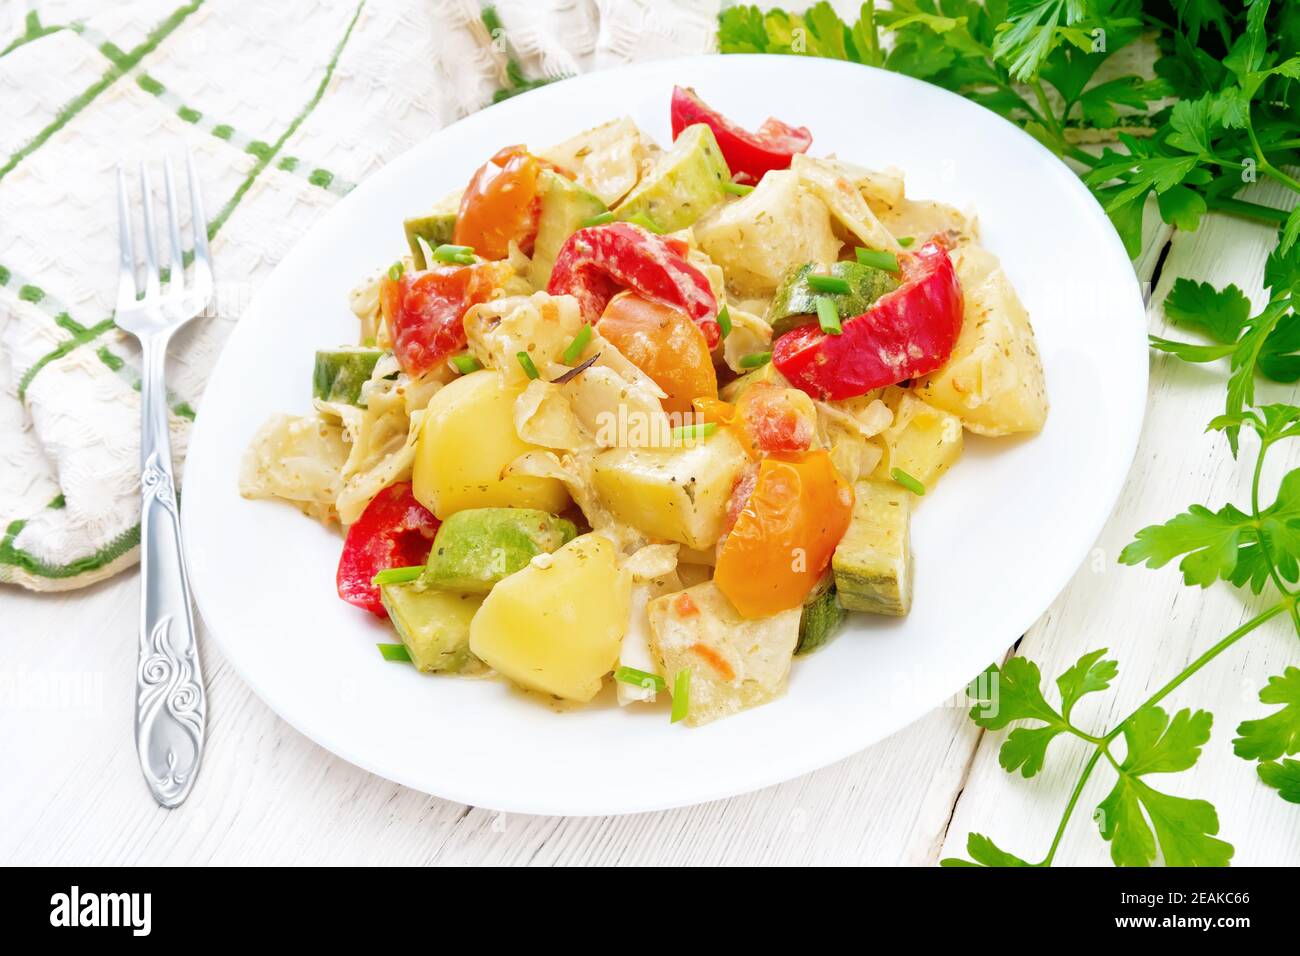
[528,170,608,288]
[795,575,848,654]
[766,261,898,337]
[380,582,484,673]
[614,123,731,233]
[403,212,456,269]
[422,507,576,593]
[312,347,383,405]
[832,479,913,616]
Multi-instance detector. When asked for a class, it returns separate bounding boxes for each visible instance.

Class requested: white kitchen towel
[0,0,722,591]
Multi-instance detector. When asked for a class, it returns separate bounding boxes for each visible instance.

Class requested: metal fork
[115,154,213,808]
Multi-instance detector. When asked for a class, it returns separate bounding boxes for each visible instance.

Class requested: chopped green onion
[807,273,851,294]
[562,323,593,364]
[516,351,540,380]
[855,247,901,273]
[671,422,718,442]
[897,236,915,248]
[432,243,476,265]
[670,668,691,723]
[816,296,842,335]
[717,305,732,339]
[890,467,926,496]
[581,211,615,227]
[615,666,667,691]
[449,353,482,374]
[625,212,663,234]
[722,181,754,196]
[372,565,424,587]
[388,261,404,281]
[377,643,412,663]
[739,351,771,369]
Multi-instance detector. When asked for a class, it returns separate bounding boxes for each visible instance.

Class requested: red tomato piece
[380,262,507,377]
[546,221,720,348]
[336,483,440,618]
[772,240,963,401]
[670,86,812,182]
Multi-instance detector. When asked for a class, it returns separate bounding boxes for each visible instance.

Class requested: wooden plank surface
[940,178,1300,866]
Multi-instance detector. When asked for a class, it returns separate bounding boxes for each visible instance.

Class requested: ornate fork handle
[135,333,206,808]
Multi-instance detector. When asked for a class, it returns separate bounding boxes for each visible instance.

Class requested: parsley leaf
[1118,502,1255,587]
[1096,705,1233,866]
[1163,278,1252,343]
[969,651,1114,778]
[940,832,1034,867]
[1232,666,1300,761]
[1258,758,1300,803]
[1057,647,1119,721]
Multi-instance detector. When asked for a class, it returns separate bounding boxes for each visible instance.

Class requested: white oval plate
[183,55,1146,816]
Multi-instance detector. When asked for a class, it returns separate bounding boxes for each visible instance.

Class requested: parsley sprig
[946,403,1300,865]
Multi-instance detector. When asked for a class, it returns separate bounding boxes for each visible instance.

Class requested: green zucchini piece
[795,576,847,654]
[766,261,898,337]
[832,479,913,616]
[422,508,577,593]
[380,582,484,673]
[613,123,731,233]
[528,169,608,288]
[404,212,457,269]
[312,347,383,404]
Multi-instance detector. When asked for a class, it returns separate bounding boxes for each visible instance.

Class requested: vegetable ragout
[241,86,1049,727]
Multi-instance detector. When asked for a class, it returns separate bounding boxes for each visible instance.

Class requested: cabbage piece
[693,169,841,298]
[239,413,349,523]
[792,154,899,252]
[538,117,650,207]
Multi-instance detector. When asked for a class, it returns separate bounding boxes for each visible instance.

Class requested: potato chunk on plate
[914,265,1048,436]
[647,581,801,727]
[469,533,632,703]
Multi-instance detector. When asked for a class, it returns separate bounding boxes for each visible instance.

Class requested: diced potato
[693,170,841,298]
[914,265,1048,436]
[647,581,801,727]
[412,370,569,518]
[833,480,912,616]
[590,430,748,549]
[872,387,963,490]
[469,533,632,702]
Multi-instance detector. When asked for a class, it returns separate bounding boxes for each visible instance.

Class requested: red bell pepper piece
[546,221,720,348]
[380,262,507,377]
[336,482,440,618]
[670,86,812,182]
[772,240,963,401]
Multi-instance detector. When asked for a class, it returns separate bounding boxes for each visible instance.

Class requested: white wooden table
[4,181,1300,868]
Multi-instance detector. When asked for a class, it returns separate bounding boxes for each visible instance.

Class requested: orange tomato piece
[453,146,544,260]
[597,293,718,415]
[714,451,854,618]
[693,384,816,459]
